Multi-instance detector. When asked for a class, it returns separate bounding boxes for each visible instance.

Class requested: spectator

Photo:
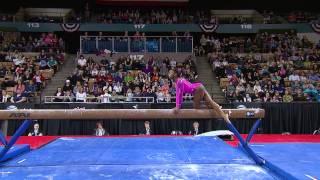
[289,71,300,82]
[10,89,27,103]
[189,121,200,135]
[75,87,87,102]
[293,89,307,101]
[283,90,293,102]
[14,79,25,94]
[63,79,73,92]
[32,71,45,91]
[77,55,87,69]
[25,80,36,96]
[28,123,43,136]
[53,87,64,102]
[109,90,119,102]
[0,89,11,103]
[140,121,152,135]
[93,121,108,136]
[100,89,111,103]
[63,90,74,102]
[126,88,133,102]
[243,93,252,102]
[73,81,83,95]
[47,56,58,72]
[39,58,48,70]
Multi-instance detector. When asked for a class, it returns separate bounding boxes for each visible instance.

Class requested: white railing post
[175,37,178,53]
[144,38,147,53]
[112,37,115,52]
[191,36,194,54]
[128,37,131,53]
[160,37,162,53]
[96,37,99,51]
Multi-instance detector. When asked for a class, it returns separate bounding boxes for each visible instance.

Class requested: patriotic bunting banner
[61,23,80,32]
[311,23,320,33]
[199,24,219,33]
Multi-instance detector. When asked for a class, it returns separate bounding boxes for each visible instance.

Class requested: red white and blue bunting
[311,23,320,33]
[60,23,80,32]
[199,24,219,33]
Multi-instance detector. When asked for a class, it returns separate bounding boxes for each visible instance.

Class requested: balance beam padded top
[0,109,264,120]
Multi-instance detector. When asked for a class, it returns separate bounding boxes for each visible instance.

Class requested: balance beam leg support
[246,119,261,144]
[226,121,264,165]
[0,119,32,161]
[0,131,7,145]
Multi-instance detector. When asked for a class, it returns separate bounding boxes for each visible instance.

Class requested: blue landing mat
[0,137,277,179]
[251,143,320,180]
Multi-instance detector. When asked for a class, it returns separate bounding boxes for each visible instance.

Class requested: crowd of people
[2,8,320,24]
[208,32,320,102]
[96,8,216,24]
[0,32,65,103]
[287,11,320,23]
[52,54,197,103]
[0,14,14,22]
[0,32,64,52]
[195,31,313,56]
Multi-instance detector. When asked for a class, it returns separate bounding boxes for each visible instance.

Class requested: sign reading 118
[241,24,253,29]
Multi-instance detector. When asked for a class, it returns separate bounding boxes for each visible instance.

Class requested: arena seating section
[0,32,65,103]
[53,54,197,103]
[206,32,320,102]
[1,7,320,104]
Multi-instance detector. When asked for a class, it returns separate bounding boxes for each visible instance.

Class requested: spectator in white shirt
[100,89,111,103]
[76,88,87,102]
[156,89,165,102]
[113,82,122,94]
[243,93,252,102]
[77,55,87,69]
[126,88,133,102]
[170,59,176,68]
[289,72,300,81]
[94,121,108,136]
[253,81,262,93]
[91,67,99,77]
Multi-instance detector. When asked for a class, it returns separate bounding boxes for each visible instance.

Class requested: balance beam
[0,109,264,120]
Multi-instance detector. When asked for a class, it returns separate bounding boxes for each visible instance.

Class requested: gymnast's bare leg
[193,85,231,124]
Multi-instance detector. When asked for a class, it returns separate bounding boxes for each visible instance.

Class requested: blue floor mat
[251,143,320,180]
[0,137,277,179]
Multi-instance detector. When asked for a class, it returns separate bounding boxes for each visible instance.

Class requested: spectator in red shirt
[14,79,25,94]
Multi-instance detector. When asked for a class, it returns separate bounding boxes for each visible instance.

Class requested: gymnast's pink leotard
[175,78,202,109]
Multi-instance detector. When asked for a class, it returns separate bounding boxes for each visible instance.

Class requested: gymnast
[169,70,231,123]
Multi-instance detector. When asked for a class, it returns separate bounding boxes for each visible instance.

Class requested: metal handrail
[156,96,194,103]
[44,96,155,104]
[80,35,193,38]
[44,95,195,104]
[80,35,193,54]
